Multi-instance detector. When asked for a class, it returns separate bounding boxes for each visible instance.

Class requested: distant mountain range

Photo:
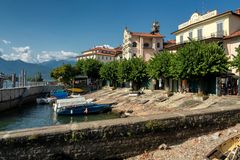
[0,58,76,80]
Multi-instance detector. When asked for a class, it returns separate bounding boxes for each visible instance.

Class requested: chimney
[236,8,240,15]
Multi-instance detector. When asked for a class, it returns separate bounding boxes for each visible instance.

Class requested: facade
[164,9,240,95]
[122,22,164,61]
[166,9,240,55]
[77,46,122,63]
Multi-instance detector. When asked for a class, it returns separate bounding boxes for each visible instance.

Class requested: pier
[0,84,62,112]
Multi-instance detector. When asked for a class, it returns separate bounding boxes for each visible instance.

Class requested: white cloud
[0,46,35,63]
[36,50,78,63]
[95,44,114,49]
[0,45,79,63]
[2,40,11,45]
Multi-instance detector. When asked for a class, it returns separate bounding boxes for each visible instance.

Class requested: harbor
[0,103,119,131]
[1,1,240,159]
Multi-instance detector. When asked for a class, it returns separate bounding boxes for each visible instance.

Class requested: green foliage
[28,72,43,82]
[75,59,85,75]
[147,50,172,79]
[127,57,148,90]
[232,45,240,74]
[76,59,102,80]
[100,61,119,86]
[50,64,76,84]
[177,41,229,80]
[117,59,131,83]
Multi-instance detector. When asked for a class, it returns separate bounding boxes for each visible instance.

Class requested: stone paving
[83,87,240,160]
[83,87,240,116]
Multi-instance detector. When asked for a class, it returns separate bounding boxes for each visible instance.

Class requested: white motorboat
[36,97,56,104]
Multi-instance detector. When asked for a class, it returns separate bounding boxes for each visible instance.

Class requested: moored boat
[36,97,56,104]
[51,89,68,99]
[56,103,112,115]
[206,134,240,160]
[53,97,112,115]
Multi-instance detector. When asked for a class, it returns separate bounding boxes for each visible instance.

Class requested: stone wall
[0,105,240,160]
[0,85,62,112]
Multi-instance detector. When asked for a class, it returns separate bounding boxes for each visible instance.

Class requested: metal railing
[177,30,227,45]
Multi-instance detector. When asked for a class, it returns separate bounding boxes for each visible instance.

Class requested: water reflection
[0,104,119,131]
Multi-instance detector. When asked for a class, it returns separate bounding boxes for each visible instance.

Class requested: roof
[82,47,116,53]
[77,52,116,57]
[172,11,240,35]
[163,40,176,49]
[224,30,240,39]
[130,32,164,38]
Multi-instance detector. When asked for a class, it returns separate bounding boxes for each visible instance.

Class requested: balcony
[176,30,227,45]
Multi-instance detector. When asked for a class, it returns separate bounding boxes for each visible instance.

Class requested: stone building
[164,9,240,95]
[122,22,164,61]
[76,45,122,63]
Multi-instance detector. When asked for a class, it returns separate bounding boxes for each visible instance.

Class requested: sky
[0,0,239,63]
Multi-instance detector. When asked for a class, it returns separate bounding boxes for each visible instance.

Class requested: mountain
[0,58,51,79]
[40,60,76,69]
[0,59,77,80]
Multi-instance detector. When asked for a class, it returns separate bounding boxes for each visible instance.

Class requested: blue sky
[0,0,239,63]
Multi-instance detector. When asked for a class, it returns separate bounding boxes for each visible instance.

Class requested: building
[122,22,164,61]
[76,45,122,63]
[165,9,240,95]
[167,9,240,55]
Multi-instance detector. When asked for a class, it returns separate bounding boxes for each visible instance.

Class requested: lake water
[0,104,119,131]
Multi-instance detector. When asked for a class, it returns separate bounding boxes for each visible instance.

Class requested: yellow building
[122,22,164,61]
[167,9,240,64]
[164,9,240,95]
[77,46,122,63]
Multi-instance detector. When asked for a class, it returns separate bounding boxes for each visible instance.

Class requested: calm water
[0,104,119,131]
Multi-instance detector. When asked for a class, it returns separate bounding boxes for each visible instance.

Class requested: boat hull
[56,103,112,115]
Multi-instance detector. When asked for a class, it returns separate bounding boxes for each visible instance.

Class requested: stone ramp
[191,96,224,110]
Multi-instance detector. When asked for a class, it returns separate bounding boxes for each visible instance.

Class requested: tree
[50,64,76,85]
[232,45,240,96]
[127,57,148,90]
[75,59,85,75]
[147,50,172,80]
[177,41,229,93]
[232,45,240,75]
[100,61,119,87]
[28,72,43,82]
[117,59,131,84]
[81,59,102,80]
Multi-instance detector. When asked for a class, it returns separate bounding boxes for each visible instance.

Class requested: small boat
[36,97,56,104]
[56,103,113,115]
[53,97,112,115]
[206,134,240,160]
[51,89,68,99]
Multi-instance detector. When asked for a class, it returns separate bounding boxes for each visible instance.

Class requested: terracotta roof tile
[130,32,164,38]
[224,30,240,39]
[78,52,116,57]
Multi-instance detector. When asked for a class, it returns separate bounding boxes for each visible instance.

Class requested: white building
[77,46,122,63]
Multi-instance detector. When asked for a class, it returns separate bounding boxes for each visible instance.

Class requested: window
[217,22,224,37]
[157,42,160,48]
[143,43,149,48]
[101,56,103,60]
[197,28,203,40]
[132,42,137,47]
[189,31,193,39]
[180,35,183,43]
